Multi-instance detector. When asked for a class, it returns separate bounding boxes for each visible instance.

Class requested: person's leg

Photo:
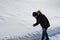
[46,33,49,40]
[41,28,46,40]
[41,31,45,40]
[45,28,49,40]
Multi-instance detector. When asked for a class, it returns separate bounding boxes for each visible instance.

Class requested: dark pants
[41,28,49,40]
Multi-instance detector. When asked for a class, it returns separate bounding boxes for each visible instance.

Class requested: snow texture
[0,0,60,40]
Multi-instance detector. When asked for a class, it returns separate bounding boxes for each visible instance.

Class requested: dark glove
[33,24,36,27]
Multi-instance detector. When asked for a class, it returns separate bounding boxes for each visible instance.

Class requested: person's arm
[33,21,39,27]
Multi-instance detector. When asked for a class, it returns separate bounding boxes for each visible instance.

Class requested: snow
[0,0,60,40]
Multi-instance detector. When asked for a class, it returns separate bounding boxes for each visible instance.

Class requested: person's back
[38,14,50,28]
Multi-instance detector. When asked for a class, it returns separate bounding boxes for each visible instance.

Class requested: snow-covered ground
[0,0,60,40]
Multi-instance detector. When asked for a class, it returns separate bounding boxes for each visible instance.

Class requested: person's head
[32,12,38,18]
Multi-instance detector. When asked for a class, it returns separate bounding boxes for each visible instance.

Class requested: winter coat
[34,14,50,28]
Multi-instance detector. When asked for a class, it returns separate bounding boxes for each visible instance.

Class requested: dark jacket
[34,14,50,28]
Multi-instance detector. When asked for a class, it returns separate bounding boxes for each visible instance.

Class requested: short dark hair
[32,12,38,17]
